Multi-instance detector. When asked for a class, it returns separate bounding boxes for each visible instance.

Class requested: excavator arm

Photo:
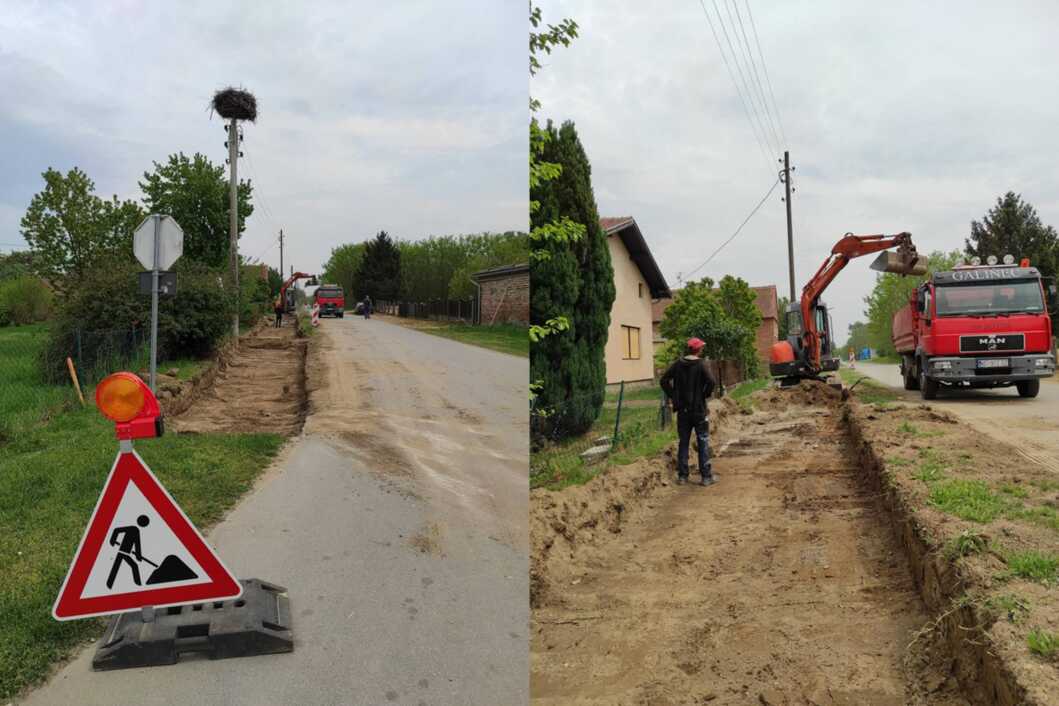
[799,232,924,371]
[277,272,316,311]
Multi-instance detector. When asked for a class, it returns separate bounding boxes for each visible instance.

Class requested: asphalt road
[23,317,529,706]
[853,360,1059,472]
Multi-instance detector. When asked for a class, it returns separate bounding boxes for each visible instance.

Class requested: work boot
[676,475,688,486]
[699,475,716,486]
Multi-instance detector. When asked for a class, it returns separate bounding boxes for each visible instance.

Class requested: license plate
[977,358,1009,369]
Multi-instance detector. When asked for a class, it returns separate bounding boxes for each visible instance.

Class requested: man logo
[978,335,1006,351]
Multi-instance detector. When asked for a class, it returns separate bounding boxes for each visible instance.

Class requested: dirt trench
[167,324,307,436]
[531,387,969,705]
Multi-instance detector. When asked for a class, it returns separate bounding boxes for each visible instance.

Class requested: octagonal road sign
[133,215,184,271]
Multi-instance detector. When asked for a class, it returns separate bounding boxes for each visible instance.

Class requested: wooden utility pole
[279,229,284,283]
[782,150,796,301]
[228,118,240,339]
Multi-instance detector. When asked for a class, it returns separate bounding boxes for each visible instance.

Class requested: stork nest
[211,87,257,122]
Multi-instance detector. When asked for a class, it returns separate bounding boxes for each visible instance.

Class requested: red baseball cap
[687,337,705,353]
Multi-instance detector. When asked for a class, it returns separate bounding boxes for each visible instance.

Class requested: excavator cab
[771,301,839,383]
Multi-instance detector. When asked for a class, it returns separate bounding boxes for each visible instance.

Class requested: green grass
[606,385,662,403]
[838,369,900,404]
[928,479,1017,523]
[0,335,285,698]
[1027,629,1059,659]
[913,450,947,483]
[944,531,988,559]
[999,483,1030,499]
[729,378,769,401]
[1003,550,1059,584]
[396,321,527,357]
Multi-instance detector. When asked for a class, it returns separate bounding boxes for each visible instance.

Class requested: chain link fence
[530,382,673,488]
[375,298,478,323]
[1,324,153,439]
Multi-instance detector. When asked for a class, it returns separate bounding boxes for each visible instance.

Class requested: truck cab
[314,285,345,318]
[770,300,840,382]
[894,260,1055,398]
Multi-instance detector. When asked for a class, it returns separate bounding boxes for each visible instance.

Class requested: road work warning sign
[53,450,242,620]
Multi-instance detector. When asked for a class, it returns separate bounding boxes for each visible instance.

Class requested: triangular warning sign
[53,449,242,620]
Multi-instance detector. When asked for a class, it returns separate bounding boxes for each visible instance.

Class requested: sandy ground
[531,385,968,705]
[168,324,306,436]
[22,317,529,706]
[854,362,1059,474]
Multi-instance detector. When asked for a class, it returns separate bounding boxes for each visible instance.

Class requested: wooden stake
[66,356,85,407]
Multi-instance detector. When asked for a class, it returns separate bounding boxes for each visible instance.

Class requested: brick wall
[755,317,779,366]
[479,271,529,325]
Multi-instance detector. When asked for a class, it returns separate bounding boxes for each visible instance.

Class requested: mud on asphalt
[531,381,1058,705]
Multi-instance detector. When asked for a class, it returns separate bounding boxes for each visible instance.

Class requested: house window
[638,282,644,298]
[622,325,641,360]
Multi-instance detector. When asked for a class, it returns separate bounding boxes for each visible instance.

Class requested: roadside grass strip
[1027,629,1059,659]
[1002,550,1059,584]
[0,402,283,698]
[838,369,900,404]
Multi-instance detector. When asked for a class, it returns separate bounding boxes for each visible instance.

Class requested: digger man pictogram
[106,515,151,589]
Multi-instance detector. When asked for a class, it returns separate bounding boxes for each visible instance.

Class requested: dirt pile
[168,324,307,436]
[752,378,842,411]
[531,388,974,704]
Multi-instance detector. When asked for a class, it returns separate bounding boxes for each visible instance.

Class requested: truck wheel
[919,364,938,400]
[1017,379,1040,398]
[903,357,920,390]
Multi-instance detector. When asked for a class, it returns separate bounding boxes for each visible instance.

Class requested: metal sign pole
[150,214,160,393]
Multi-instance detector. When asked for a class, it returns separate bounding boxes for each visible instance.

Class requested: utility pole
[279,229,284,285]
[782,150,796,301]
[228,118,240,340]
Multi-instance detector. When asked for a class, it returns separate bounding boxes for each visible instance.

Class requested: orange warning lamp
[95,372,164,441]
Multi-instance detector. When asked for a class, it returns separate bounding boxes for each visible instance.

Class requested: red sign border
[53,450,242,620]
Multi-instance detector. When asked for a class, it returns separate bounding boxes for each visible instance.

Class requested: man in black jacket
[660,337,719,486]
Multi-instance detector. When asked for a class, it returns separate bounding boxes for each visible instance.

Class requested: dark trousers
[677,412,711,478]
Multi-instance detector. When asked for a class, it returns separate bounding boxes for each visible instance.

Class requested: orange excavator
[277,272,317,313]
[769,232,926,385]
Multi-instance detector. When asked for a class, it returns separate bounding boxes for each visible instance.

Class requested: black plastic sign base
[92,578,293,671]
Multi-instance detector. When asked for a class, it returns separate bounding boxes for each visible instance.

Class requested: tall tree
[0,250,35,282]
[965,191,1059,314]
[139,152,254,268]
[354,231,401,300]
[448,231,530,298]
[322,243,365,298]
[530,120,615,434]
[20,167,143,291]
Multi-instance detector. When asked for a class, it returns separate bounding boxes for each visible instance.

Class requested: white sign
[134,215,184,271]
[53,450,242,620]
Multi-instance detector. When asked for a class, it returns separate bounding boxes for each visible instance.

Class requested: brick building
[652,284,780,369]
[473,263,529,325]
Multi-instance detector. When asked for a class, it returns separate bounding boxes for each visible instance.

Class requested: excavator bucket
[869,251,928,276]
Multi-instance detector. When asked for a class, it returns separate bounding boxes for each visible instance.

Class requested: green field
[0,325,284,698]
[389,319,528,357]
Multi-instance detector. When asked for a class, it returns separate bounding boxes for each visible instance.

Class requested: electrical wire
[712,0,778,160]
[744,0,788,146]
[682,177,780,281]
[697,0,774,175]
[731,0,783,152]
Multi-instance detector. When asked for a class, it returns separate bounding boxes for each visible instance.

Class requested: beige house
[601,217,671,384]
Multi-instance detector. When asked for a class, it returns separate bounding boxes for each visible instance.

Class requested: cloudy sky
[0,1,525,274]
[534,0,1059,338]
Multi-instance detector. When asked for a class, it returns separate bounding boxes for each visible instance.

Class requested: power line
[697,0,773,174]
[744,0,787,146]
[713,0,778,159]
[682,177,780,282]
[715,0,783,157]
[730,0,782,153]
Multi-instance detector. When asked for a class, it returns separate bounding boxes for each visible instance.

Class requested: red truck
[892,258,1055,399]
[314,285,345,318]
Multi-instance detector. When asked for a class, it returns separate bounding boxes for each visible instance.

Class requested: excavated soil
[848,401,1059,705]
[531,382,970,705]
[168,324,307,436]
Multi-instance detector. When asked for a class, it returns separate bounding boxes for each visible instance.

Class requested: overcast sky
[534,0,1059,338]
[0,1,525,274]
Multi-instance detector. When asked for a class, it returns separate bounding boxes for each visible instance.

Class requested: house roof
[472,262,529,280]
[651,284,779,323]
[600,216,671,298]
[751,285,778,320]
